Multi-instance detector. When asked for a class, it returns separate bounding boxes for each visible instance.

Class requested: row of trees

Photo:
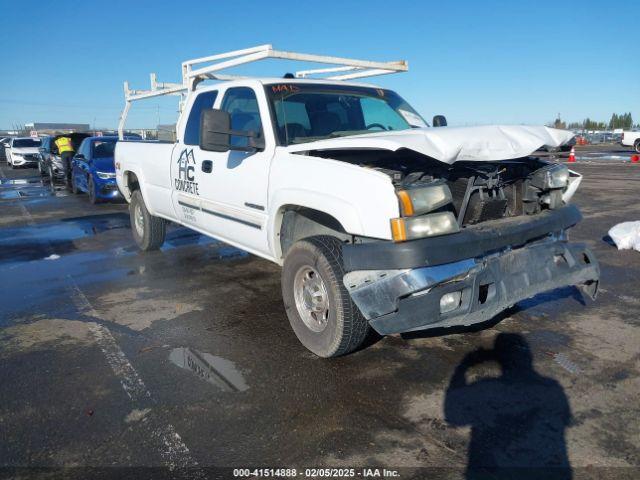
[553,113,636,131]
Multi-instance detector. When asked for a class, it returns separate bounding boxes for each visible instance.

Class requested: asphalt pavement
[0,150,639,479]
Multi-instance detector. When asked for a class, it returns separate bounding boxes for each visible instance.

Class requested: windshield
[92,140,116,158]
[13,138,41,148]
[266,84,427,146]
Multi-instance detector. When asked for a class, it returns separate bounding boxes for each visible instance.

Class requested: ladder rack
[118,44,408,138]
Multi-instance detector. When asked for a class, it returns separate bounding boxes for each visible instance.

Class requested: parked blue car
[70,136,121,203]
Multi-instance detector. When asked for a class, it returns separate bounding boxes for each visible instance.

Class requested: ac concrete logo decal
[175,148,199,195]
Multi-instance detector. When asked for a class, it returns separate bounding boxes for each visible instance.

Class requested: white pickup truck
[115,46,599,357]
[621,130,640,153]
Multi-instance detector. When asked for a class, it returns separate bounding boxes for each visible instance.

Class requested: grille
[463,193,508,225]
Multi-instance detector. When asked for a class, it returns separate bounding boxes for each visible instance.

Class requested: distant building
[24,122,90,135]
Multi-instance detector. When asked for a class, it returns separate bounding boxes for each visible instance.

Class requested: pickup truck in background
[621,131,640,153]
[115,46,599,357]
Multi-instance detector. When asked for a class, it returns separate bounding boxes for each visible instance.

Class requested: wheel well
[278,206,350,259]
[125,171,140,193]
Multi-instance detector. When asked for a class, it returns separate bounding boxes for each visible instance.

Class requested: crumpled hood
[285,125,574,164]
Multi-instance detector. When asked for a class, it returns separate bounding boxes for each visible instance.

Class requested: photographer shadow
[444,333,572,480]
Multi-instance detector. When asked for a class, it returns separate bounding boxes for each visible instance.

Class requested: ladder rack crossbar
[119,45,408,138]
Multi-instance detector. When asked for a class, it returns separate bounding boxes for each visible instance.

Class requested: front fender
[267,189,364,261]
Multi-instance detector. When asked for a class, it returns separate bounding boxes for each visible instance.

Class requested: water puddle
[0,186,51,200]
[0,178,42,186]
[0,177,54,200]
[0,190,21,199]
[0,213,131,263]
[169,347,248,392]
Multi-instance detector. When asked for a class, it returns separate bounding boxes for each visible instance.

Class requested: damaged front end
[323,150,600,335]
[343,230,599,335]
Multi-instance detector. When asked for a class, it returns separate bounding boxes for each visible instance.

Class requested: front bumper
[344,238,599,335]
[49,156,67,179]
[11,155,39,166]
[95,179,122,200]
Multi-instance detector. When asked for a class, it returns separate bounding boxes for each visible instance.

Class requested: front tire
[48,166,56,193]
[130,190,166,251]
[634,139,640,154]
[88,176,99,203]
[282,236,370,357]
[71,171,81,194]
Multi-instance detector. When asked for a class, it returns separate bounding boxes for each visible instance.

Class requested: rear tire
[130,190,166,251]
[282,236,370,357]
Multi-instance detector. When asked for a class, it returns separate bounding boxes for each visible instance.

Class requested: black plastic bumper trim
[343,205,582,271]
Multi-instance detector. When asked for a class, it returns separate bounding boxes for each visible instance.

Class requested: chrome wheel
[134,203,145,237]
[293,265,330,332]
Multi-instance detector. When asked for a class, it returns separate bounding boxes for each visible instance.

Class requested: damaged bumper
[344,238,599,335]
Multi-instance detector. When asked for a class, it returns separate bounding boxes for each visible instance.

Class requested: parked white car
[116,46,599,357]
[6,137,41,168]
[621,130,640,153]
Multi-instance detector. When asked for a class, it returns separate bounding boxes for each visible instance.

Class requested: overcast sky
[1,0,638,129]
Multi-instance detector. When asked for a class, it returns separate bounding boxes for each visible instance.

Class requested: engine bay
[303,148,569,227]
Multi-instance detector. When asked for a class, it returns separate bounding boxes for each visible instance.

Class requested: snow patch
[608,221,640,252]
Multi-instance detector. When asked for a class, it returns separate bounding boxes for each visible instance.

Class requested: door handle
[201,160,213,173]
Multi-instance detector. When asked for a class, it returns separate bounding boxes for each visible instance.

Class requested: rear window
[92,140,116,158]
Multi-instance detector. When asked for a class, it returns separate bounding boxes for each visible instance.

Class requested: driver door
[171,86,272,256]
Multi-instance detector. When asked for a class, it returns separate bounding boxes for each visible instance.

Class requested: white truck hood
[285,125,574,164]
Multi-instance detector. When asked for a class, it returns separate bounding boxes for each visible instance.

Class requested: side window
[184,90,218,146]
[220,87,263,147]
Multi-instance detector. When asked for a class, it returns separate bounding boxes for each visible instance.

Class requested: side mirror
[200,109,231,152]
[433,115,448,127]
[200,109,265,153]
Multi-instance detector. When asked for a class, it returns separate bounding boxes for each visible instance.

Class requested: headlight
[530,164,569,190]
[96,172,116,179]
[391,211,460,242]
[12,152,23,157]
[396,182,453,216]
